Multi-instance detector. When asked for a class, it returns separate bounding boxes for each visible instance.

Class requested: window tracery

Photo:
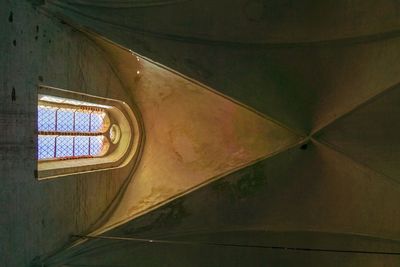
[36,86,141,180]
[38,96,112,160]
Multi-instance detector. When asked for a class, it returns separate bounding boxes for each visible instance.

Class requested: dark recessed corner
[300,143,308,150]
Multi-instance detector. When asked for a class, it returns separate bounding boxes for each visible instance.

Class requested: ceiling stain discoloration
[3,0,400,266]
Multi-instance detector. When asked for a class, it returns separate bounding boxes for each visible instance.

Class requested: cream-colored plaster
[89,35,304,233]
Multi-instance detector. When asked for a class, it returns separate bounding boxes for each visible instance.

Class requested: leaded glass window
[37,86,139,180]
[37,95,112,160]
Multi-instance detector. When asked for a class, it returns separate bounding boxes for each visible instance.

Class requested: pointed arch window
[37,86,141,179]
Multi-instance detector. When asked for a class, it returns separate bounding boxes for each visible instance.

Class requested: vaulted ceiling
[2,0,400,266]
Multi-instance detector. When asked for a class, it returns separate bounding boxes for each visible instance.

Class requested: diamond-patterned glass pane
[74,136,90,157]
[90,112,105,132]
[56,136,74,158]
[90,136,104,156]
[38,135,106,159]
[38,135,55,159]
[56,108,74,132]
[75,111,90,132]
[38,106,56,131]
[38,107,106,133]
[38,96,110,161]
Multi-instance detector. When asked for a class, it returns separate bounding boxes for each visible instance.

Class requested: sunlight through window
[38,95,110,161]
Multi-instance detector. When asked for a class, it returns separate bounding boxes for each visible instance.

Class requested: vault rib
[312,138,400,186]
[311,81,400,136]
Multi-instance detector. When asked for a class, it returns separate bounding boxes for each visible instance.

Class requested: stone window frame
[36,85,141,180]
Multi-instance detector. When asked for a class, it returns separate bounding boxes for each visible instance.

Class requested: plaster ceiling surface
[85,34,303,235]
[50,142,400,266]
[44,0,400,133]
[33,1,400,266]
[316,83,400,183]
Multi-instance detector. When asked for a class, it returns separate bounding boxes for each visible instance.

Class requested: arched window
[38,96,111,160]
[37,85,141,179]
